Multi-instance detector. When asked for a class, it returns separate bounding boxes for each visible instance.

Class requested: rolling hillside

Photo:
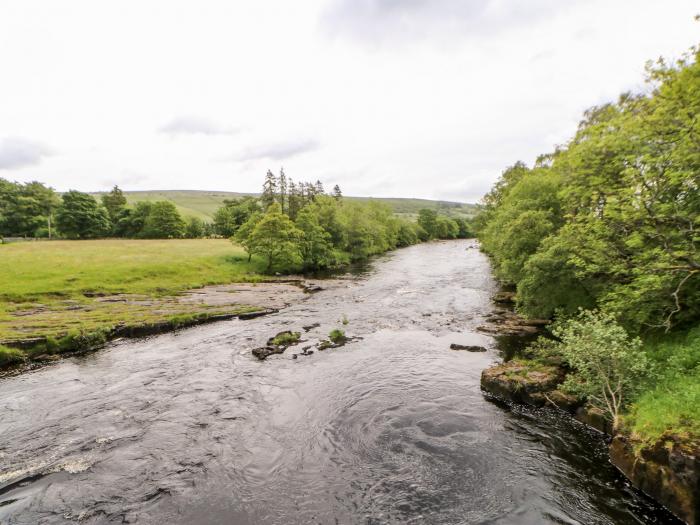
[94,190,478,221]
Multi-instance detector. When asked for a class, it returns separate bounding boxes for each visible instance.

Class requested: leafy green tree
[396,221,420,246]
[295,206,334,269]
[185,216,205,238]
[56,190,111,239]
[435,216,459,239]
[234,211,263,262]
[101,185,127,224]
[453,217,473,238]
[308,195,346,247]
[0,180,59,238]
[212,196,260,237]
[417,209,438,239]
[140,201,186,238]
[536,310,652,430]
[246,203,302,272]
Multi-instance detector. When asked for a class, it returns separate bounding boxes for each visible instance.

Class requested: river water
[0,241,677,524]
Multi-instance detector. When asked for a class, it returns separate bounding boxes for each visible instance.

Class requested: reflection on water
[0,241,678,524]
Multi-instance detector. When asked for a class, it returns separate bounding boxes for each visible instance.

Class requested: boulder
[480,360,565,406]
[493,291,516,304]
[574,404,611,434]
[610,433,699,525]
[251,346,285,360]
[450,344,487,352]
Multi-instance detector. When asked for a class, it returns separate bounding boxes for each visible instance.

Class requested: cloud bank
[0,137,52,170]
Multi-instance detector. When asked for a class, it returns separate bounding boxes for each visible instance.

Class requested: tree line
[476,45,699,433]
[1,170,474,249]
[0,181,207,239]
[225,170,473,272]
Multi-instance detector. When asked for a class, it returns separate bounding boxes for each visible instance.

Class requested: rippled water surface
[0,241,677,524]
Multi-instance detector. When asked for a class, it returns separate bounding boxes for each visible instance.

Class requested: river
[0,240,677,524]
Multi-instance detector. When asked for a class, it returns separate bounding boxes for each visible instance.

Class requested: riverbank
[481,357,699,524]
[0,238,337,371]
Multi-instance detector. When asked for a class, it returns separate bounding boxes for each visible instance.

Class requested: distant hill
[92,190,478,221]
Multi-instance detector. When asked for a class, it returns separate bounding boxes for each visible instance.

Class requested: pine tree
[261,170,277,210]
[332,184,342,200]
[315,180,325,195]
[288,179,301,220]
[278,168,288,213]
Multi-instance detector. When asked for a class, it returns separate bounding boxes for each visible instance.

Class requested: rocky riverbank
[0,279,335,375]
[481,358,698,524]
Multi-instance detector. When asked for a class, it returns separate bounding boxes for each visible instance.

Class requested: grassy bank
[625,328,700,444]
[0,239,269,362]
[492,329,700,445]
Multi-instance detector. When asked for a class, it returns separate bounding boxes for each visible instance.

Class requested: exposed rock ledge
[481,360,698,524]
[611,434,699,525]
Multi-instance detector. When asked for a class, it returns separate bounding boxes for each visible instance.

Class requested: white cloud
[237,139,320,162]
[0,1,697,200]
[159,116,238,136]
[0,137,52,170]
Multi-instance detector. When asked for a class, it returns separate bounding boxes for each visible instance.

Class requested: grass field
[91,190,478,221]
[0,239,264,300]
[0,239,267,352]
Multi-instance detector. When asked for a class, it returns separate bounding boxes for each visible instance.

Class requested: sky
[0,1,698,202]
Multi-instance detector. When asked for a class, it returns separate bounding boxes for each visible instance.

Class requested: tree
[140,201,186,238]
[185,216,205,238]
[536,310,652,430]
[287,179,301,220]
[296,206,334,269]
[417,209,438,239]
[435,216,459,239]
[332,184,342,200]
[453,217,473,238]
[278,168,288,213]
[246,203,302,272]
[101,185,127,231]
[0,180,59,238]
[234,211,263,262]
[212,196,260,237]
[261,170,277,210]
[56,191,111,239]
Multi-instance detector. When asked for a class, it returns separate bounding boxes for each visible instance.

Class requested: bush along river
[0,240,683,524]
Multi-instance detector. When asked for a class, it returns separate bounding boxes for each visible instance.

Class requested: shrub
[58,328,109,352]
[0,345,26,366]
[544,309,653,430]
[271,331,301,346]
[329,329,346,344]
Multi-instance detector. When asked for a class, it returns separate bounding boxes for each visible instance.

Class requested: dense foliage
[232,171,431,272]
[0,182,208,240]
[478,48,700,333]
[478,46,700,441]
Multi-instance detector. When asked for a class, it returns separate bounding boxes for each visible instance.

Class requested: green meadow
[0,239,267,358]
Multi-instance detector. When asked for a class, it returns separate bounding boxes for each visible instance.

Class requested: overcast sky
[0,1,697,202]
